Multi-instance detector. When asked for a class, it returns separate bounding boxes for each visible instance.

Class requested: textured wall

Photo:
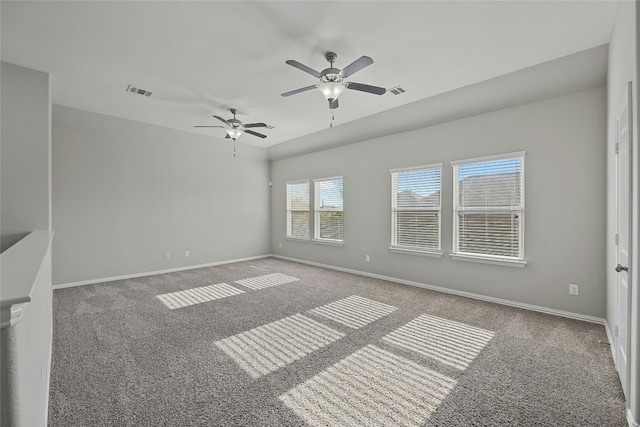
[52,106,271,285]
[1,62,51,251]
[271,87,606,318]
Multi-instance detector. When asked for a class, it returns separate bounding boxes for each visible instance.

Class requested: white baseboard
[628,409,639,427]
[271,254,606,325]
[53,255,271,289]
[604,320,617,363]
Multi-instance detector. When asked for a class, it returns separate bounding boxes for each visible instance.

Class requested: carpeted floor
[49,257,626,426]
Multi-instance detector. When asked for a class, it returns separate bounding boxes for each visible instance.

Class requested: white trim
[389,247,443,258]
[285,236,311,243]
[271,255,604,325]
[390,164,442,252]
[1,231,54,328]
[628,409,639,427]
[450,253,527,268]
[605,320,617,363]
[312,238,344,247]
[450,150,526,166]
[285,179,310,186]
[0,303,26,328]
[53,255,270,289]
[313,175,343,183]
[389,162,443,174]
[314,176,344,242]
[452,155,525,259]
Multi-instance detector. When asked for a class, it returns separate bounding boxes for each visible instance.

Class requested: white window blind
[286,181,310,239]
[391,164,442,252]
[452,152,525,259]
[314,177,344,242]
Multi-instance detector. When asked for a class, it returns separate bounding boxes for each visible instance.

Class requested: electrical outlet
[569,284,579,296]
[365,255,370,262]
[165,253,170,260]
[184,250,190,258]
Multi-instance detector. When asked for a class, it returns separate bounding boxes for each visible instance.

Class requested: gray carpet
[49,257,626,426]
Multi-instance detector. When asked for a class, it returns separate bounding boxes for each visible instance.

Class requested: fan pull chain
[233,139,236,157]
[330,111,335,128]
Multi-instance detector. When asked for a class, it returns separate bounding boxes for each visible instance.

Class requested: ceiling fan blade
[339,56,373,78]
[285,60,321,78]
[213,115,230,126]
[244,129,267,139]
[329,98,339,110]
[346,82,386,95]
[281,85,317,97]
[194,125,225,128]
[243,122,267,128]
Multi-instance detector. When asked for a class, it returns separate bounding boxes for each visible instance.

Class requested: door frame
[615,81,633,404]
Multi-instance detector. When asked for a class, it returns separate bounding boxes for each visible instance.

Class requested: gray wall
[271,87,606,318]
[52,105,271,285]
[1,62,51,251]
[606,0,639,420]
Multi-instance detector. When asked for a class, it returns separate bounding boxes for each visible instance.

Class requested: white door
[615,82,632,398]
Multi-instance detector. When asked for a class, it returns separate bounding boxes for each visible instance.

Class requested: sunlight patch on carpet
[383,314,494,370]
[156,283,244,309]
[279,344,456,427]
[234,272,299,290]
[308,295,397,329]
[215,314,344,378]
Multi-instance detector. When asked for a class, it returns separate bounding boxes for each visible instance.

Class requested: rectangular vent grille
[126,84,152,97]
[386,85,407,96]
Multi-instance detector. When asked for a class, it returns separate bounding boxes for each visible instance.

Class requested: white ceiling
[1,1,616,153]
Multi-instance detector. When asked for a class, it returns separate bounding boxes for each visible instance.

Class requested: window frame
[451,151,527,268]
[285,180,311,241]
[313,176,344,246]
[389,163,443,257]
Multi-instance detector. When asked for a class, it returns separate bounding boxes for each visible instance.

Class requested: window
[314,176,344,243]
[390,164,442,255]
[286,180,310,239]
[452,152,525,265]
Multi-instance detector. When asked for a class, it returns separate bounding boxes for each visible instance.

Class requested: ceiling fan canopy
[194,108,268,141]
[282,51,386,110]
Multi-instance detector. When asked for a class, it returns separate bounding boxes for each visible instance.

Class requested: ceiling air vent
[386,85,407,96]
[126,84,152,97]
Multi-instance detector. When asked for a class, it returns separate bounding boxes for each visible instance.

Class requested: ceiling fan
[281,51,386,109]
[194,108,268,141]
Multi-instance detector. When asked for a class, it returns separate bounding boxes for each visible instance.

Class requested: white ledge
[389,247,443,258]
[312,238,344,247]
[285,236,311,242]
[450,253,527,268]
[1,231,54,328]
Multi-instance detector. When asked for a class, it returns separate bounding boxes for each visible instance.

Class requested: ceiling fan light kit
[318,81,346,102]
[282,51,386,110]
[226,128,243,140]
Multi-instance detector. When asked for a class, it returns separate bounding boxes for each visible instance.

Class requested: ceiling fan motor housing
[228,118,243,128]
[320,68,343,83]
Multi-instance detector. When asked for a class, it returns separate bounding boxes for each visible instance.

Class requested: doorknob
[615,264,629,273]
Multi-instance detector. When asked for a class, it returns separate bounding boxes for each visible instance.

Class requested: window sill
[449,253,527,268]
[285,236,310,242]
[389,247,443,258]
[312,239,344,247]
